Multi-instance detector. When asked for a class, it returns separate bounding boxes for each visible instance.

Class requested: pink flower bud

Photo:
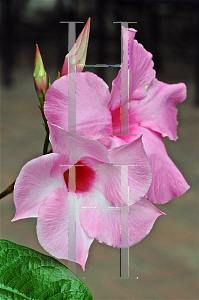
[61,18,91,76]
[33,44,47,98]
[55,71,60,80]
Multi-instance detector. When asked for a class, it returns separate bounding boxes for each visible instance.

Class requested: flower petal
[12,153,70,221]
[37,187,93,270]
[121,126,190,204]
[110,27,155,110]
[96,135,126,150]
[95,136,152,206]
[48,122,110,164]
[79,189,164,248]
[44,72,112,139]
[128,78,187,141]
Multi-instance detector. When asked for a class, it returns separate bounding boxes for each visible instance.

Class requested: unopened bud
[33,44,47,100]
[61,17,91,76]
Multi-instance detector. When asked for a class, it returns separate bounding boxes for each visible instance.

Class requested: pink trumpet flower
[110,27,190,203]
[44,27,190,205]
[61,17,91,76]
[12,123,163,270]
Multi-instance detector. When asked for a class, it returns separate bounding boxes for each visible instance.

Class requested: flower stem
[37,101,50,155]
[43,127,50,155]
[0,181,15,199]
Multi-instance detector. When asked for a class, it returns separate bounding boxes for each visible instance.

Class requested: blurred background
[1,0,198,299]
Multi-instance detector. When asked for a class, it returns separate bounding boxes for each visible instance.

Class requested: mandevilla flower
[44,26,190,205]
[110,27,190,203]
[12,123,163,270]
[61,17,90,76]
[12,23,190,272]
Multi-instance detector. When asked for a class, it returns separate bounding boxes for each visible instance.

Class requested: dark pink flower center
[111,107,122,135]
[63,160,95,193]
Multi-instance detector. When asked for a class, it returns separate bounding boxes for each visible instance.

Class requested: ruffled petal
[48,123,110,164]
[128,78,187,141]
[128,39,156,100]
[121,126,190,204]
[44,72,112,140]
[95,136,152,206]
[37,187,93,270]
[79,189,164,248]
[110,27,155,110]
[12,154,70,221]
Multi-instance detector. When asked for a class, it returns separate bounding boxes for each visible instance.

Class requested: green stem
[38,99,50,155]
[43,127,50,155]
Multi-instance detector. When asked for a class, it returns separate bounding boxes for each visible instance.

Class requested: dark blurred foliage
[1,0,199,101]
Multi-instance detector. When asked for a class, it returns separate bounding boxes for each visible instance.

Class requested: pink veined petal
[121,126,190,204]
[37,187,93,270]
[128,78,187,141]
[110,27,155,110]
[79,189,164,248]
[128,39,156,100]
[95,136,152,206]
[61,17,90,75]
[44,72,112,140]
[12,153,70,221]
[48,122,110,164]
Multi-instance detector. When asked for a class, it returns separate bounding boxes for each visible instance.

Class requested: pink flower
[12,123,163,270]
[110,27,190,203]
[44,27,190,205]
[61,18,91,76]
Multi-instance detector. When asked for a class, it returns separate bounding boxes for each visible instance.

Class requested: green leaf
[0,239,93,300]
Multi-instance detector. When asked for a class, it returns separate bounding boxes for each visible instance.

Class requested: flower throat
[63,160,95,193]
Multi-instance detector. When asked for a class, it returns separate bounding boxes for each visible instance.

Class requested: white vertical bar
[120,165,129,277]
[68,22,76,134]
[68,166,76,276]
